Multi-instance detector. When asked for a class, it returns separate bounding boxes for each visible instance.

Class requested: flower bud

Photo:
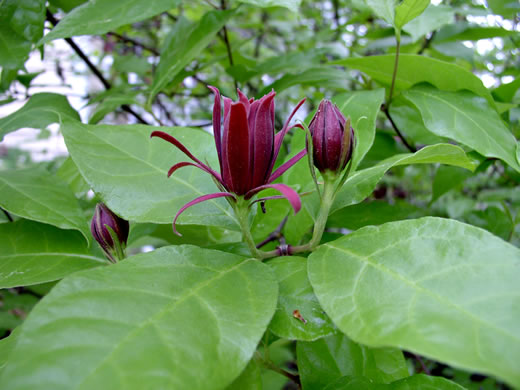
[308,99,354,174]
[90,203,129,262]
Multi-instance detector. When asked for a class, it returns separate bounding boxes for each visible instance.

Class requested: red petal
[268,148,307,183]
[245,183,301,214]
[251,91,276,188]
[167,161,223,184]
[237,89,251,115]
[223,102,251,194]
[172,192,236,236]
[208,86,223,172]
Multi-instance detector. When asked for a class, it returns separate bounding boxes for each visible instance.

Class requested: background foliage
[1,0,519,389]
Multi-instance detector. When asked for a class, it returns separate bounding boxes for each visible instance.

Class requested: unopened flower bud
[308,99,354,174]
[90,203,129,262]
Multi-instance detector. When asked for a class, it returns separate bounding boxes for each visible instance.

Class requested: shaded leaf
[323,374,466,390]
[402,5,454,42]
[0,220,105,288]
[308,217,520,388]
[394,0,430,31]
[234,0,301,12]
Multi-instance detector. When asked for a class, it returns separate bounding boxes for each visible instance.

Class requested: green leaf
[402,85,520,172]
[333,55,494,106]
[0,24,31,68]
[56,157,90,195]
[402,5,454,42]
[308,217,520,388]
[258,67,349,97]
[234,0,301,12]
[493,77,520,103]
[0,220,105,288]
[226,359,262,390]
[267,257,336,341]
[0,328,19,374]
[148,10,233,104]
[394,0,430,30]
[88,92,139,124]
[323,374,467,390]
[0,169,90,241]
[333,89,385,171]
[297,333,408,390]
[431,166,471,203]
[0,246,278,390]
[365,0,395,25]
[5,0,46,43]
[48,0,87,12]
[332,144,476,213]
[40,0,181,44]
[61,122,238,230]
[0,93,80,140]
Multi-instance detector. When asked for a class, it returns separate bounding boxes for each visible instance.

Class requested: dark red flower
[151,87,306,235]
[309,99,354,173]
[91,203,129,261]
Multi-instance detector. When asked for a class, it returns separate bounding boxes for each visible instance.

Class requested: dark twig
[1,208,13,222]
[220,0,239,90]
[417,30,436,55]
[382,105,416,153]
[256,216,288,249]
[414,354,431,375]
[46,10,149,125]
[107,32,160,56]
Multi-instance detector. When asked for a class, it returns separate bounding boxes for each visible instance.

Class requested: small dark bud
[91,203,129,262]
[308,99,355,173]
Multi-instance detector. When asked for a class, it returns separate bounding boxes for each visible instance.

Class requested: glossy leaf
[402,85,520,172]
[332,144,476,213]
[0,169,90,241]
[323,374,466,390]
[0,246,278,390]
[333,55,493,105]
[40,0,181,43]
[61,122,238,230]
[308,217,520,387]
[267,257,336,341]
[234,0,301,11]
[0,220,105,288]
[333,89,385,171]
[297,333,408,390]
[394,0,430,30]
[148,10,233,104]
[0,93,80,140]
[402,5,454,42]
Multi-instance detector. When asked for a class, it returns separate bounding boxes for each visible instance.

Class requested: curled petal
[268,148,307,183]
[167,161,222,183]
[268,98,306,175]
[245,183,301,214]
[172,192,236,236]
[151,131,222,183]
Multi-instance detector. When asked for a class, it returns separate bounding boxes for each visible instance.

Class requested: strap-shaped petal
[208,86,223,172]
[268,148,307,183]
[167,161,222,184]
[172,192,236,236]
[245,183,301,214]
[251,91,276,188]
[268,98,306,175]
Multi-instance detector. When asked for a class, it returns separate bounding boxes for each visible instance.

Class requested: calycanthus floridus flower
[151,87,307,235]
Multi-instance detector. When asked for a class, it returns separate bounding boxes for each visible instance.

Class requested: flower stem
[291,177,336,254]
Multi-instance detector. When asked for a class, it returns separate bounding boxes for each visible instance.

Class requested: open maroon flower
[151,87,306,235]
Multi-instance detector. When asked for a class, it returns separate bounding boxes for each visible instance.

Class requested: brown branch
[417,30,436,55]
[256,216,288,249]
[46,10,149,125]
[382,105,416,153]
[1,208,13,222]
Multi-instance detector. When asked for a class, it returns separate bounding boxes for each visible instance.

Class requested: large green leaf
[332,144,476,213]
[61,122,238,230]
[0,328,19,374]
[0,220,105,288]
[297,333,408,390]
[0,93,80,140]
[333,55,493,105]
[0,169,90,241]
[402,5,454,42]
[0,246,278,390]
[148,10,233,104]
[394,0,429,30]
[402,85,520,172]
[0,24,31,68]
[365,0,395,25]
[333,89,385,171]
[40,0,181,44]
[234,0,301,11]
[323,374,466,390]
[308,217,520,387]
[267,257,336,341]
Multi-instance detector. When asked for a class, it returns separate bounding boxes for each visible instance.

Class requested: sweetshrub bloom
[91,203,129,262]
[151,87,307,235]
[309,99,354,174]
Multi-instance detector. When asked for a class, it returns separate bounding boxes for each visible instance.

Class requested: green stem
[234,198,276,260]
[388,36,400,106]
[291,177,336,254]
